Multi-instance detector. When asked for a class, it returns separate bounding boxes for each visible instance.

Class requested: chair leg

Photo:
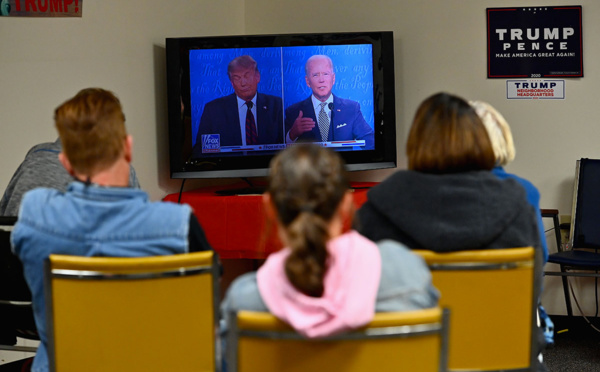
[551,214,562,253]
[559,265,573,317]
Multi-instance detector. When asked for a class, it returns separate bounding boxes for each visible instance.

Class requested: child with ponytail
[221,144,438,338]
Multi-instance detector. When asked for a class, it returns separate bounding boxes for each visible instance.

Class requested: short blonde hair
[54,88,127,176]
[470,100,516,167]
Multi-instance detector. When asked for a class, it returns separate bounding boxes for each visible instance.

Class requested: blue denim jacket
[11,182,191,372]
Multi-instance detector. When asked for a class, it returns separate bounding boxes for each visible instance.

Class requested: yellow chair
[44,251,220,372]
[413,247,539,372]
[226,307,450,372]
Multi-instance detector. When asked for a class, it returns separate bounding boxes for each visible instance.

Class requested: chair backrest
[413,247,538,371]
[45,251,220,372]
[227,307,449,372]
[0,217,31,303]
[0,217,39,349]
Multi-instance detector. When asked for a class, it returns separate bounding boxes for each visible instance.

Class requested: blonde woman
[470,100,548,263]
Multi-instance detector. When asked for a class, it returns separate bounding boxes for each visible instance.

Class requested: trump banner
[487,6,583,78]
[0,0,82,17]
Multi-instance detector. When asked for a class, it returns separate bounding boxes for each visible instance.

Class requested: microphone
[328,102,334,141]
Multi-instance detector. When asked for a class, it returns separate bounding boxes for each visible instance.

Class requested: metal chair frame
[543,159,600,317]
[227,308,450,372]
[414,247,540,372]
[45,251,221,372]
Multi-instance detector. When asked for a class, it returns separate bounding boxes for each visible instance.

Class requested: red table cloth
[163,182,376,259]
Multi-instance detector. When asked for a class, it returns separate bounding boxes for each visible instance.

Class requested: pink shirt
[257,230,382,338]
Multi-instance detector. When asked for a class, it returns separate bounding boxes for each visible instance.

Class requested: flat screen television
[570,158,600,249]
[165,31,397,183]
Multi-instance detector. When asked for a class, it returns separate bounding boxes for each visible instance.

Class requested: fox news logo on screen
[201,134,220,153]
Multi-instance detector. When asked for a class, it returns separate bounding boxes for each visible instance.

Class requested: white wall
[0,0,245,201]
[244,0,600,215]
[0,1,243,362]
[0,0,598,315]
[243,0,600,316]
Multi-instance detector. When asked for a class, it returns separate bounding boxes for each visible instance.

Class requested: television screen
[571,158,600,249]
[166,31,396,179]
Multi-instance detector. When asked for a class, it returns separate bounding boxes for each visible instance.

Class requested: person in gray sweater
[356,92,541,255]
[0,138,139,216]
[222,144,438,335]
[356,92,547,372]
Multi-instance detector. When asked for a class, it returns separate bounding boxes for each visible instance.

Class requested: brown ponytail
[267,145,349,297]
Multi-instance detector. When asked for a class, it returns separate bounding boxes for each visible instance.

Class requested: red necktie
[245,101,258,145]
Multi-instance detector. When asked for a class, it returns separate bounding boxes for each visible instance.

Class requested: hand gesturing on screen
[289,111,316,141]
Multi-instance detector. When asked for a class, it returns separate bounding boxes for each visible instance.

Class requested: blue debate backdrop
[189,44,374,146]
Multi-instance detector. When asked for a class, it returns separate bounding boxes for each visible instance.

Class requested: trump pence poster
[487,6,583,78]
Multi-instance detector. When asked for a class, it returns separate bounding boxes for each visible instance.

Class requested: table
[163,182,377,259]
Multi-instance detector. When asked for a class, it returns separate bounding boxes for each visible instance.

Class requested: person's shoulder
[487,172,529,197]
[204,93,236,108]
[22,187,60,203]
[223,271,267,312]
[258,92,282,104]
[333,95,360,108]
[367,170,411,196]
[229,271,259,294]
[19,187,61,217]
[152,198,192,215]
[285,96,311,111]
[153,200,193,230]
[375,240,437,299]
[21,141,61,164]
[495,168,539,195]
[26,141,57,154]
[377,239,422,264]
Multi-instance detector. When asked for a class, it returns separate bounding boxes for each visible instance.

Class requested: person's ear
[124,135,133,163]
[337,191,354,226]
[262,192,276,221]
[339,191,353,215]
[58,152,75,176]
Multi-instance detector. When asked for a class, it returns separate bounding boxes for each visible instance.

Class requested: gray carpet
[543,315,600,371]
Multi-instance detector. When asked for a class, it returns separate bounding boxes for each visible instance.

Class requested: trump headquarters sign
[487,6,583,78]
[0,0,82,17]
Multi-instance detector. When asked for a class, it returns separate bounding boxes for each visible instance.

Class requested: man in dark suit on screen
[193,55,283,155]
[285,55,374,150]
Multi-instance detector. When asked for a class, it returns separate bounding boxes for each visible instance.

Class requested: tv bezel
[166,31,397,179]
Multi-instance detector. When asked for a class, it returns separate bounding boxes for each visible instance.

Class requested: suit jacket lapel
[305,96,322,141]
[227,94,242,145]
[256,93,268,143]
[329,95,340,141]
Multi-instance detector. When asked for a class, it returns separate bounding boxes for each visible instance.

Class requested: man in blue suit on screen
[193,55,283,154]
[285,55,374,150]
